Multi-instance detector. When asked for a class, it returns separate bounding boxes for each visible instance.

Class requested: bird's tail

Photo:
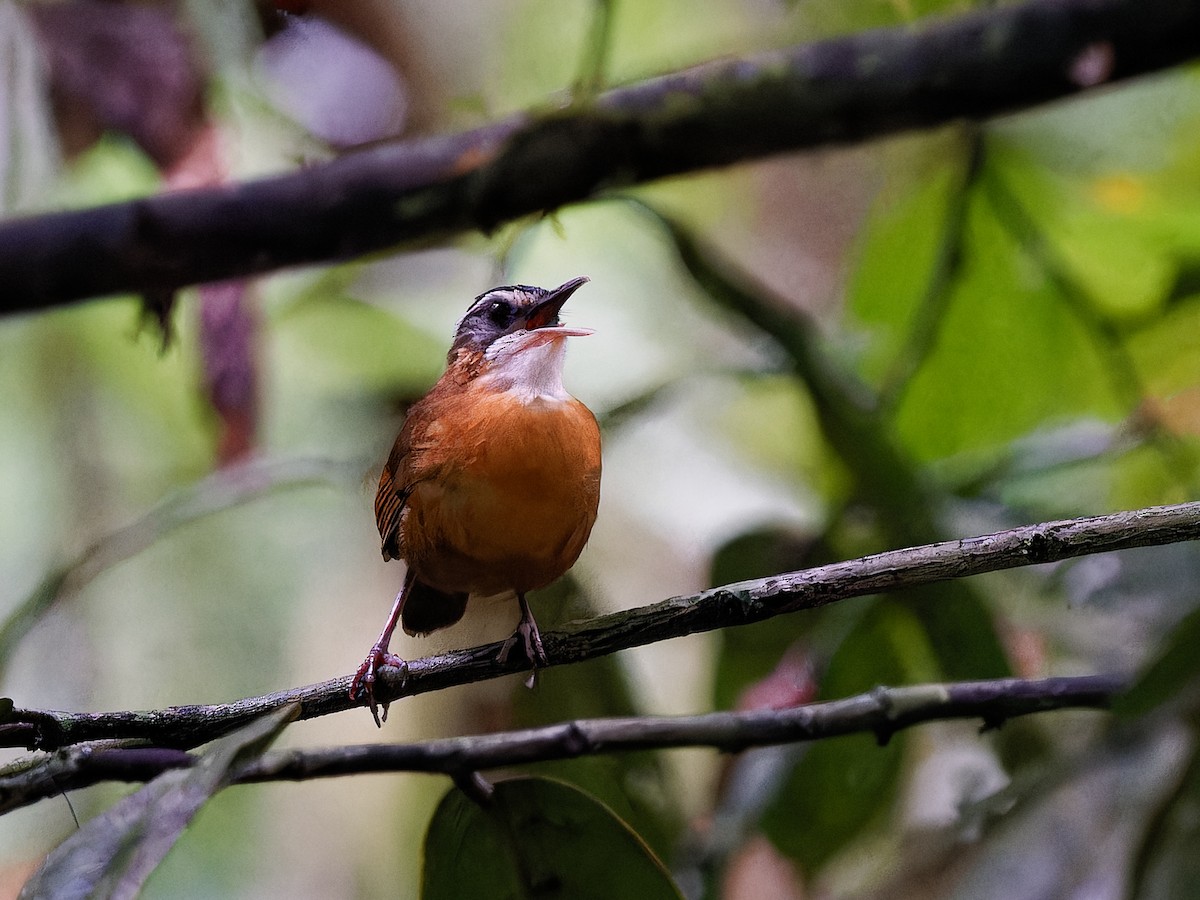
[400,579,469,636]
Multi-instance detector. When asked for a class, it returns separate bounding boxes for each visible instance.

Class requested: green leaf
[892,183,1121,460]
[899,581,1010,682]
[421,776,682,900]
[20,705,298,900]
[847,157,961,388]
[57,134,162,207]
[1114,605,1200,717]
[821,599,940,697]
[991,148,1176,324]
[1128,295,1200,399]
[1051,212,1175,323]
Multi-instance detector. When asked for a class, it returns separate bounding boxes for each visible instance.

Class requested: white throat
[480,334,571,403]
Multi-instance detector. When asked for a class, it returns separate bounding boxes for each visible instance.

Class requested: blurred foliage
[508,579,683,859]
[1128,742,1200,900]
[21,705,296,899]
[2,0,1200,898]
[709,527,831,713]
[1116,606,1200,719]
[759,601,927,873]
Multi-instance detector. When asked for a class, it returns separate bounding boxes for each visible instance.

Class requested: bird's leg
[498,592,548,672]
[350,574,413,726]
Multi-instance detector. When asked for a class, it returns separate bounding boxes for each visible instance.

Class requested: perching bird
[351,276,601,723]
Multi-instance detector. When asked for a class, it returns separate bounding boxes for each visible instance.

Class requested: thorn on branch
[562,722,591,756]
[1023,530,1062,564]
[979,715,1007,734]
[453,770,496,806]
[709,588,752,626]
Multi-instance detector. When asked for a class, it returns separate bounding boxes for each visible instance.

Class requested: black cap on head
[451,276,589,355]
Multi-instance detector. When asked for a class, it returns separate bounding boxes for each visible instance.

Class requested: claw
[519,615,548,666]
[497,592,548,674]
[497,618,547,667]
[350,645,408,727]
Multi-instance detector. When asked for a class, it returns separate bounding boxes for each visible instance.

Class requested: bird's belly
[402,400,600,595]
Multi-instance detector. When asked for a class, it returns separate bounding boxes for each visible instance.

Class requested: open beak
[523,276,592,336]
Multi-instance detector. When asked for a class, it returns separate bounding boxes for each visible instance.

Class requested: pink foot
[497,617,547,669]
[350,644,408,727]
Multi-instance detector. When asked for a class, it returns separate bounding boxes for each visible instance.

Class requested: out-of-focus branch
[639,197,1016,678]
[4,501,1199,752]
[0,456,365,677]
[2,0,1198,311]
[876,130,987,415]
[0,675,1122,814]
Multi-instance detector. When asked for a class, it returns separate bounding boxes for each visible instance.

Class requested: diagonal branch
[0,675,1123,814]
[0,456,364,678]
[5,501,1199,752]
[2,0,1199,311]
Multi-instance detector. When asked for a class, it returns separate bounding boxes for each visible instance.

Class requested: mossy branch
[1,0,1198,312]
[0,675,1121,815]
[5,501,1198,754]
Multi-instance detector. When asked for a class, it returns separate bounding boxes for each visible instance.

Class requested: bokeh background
[3,0,1200,897]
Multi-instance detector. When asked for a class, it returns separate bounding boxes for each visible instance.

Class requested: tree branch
[2,0,1198,311]
[0,675,1122,815]
[5,501,1199,752]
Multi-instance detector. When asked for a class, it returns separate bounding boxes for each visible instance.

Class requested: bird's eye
[487,300,514,326]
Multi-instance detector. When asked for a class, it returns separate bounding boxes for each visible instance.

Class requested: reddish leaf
[200,282,260,466]
[735,648,819,712]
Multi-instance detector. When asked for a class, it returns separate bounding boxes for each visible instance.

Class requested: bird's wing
[375,458,411,562]
[374,401,449,561]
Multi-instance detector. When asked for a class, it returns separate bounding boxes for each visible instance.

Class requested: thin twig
[876,129,987,415]
[6,501,1199,752]
[0,675,1123,814]
[0,456,365,674]
[1,0,1198,310]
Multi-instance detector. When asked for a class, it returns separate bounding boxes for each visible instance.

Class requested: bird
[350,276,601,724]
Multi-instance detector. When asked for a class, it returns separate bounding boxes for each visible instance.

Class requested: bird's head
[448,276,592,396]
[451,276,591,355]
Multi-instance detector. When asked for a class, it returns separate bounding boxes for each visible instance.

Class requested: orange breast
[400,388,601,596]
